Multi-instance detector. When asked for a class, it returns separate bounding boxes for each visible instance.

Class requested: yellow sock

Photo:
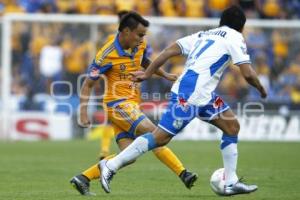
[82,164,100,181]
[82,154,116,180]
[153,146,185,176]
[100,125,114,158]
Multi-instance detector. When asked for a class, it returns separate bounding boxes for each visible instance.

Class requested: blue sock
[220,133,238,149]
[142,132,157,150]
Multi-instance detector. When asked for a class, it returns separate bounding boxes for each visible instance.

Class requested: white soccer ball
[210,168,226,195]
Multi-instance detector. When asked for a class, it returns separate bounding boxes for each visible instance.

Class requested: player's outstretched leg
[224,180,258,196]
[70,174,95,196]
[99,132,159,193]
[179,169,198,189]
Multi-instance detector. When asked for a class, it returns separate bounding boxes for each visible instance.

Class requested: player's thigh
[197,94,240,135]
[158,96,197,136]
[111,123,135,146]
[134,117,156,136]
[117,138,134,151]
[209,108,240,135]
[152,127,173,146]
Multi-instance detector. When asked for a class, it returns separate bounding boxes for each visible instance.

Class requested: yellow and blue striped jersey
[88,34,147,104]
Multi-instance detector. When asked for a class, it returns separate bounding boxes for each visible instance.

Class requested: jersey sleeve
[176,32,200,56]
[87,60,112,80]
[87,47,113,80]
[227,36,251,66]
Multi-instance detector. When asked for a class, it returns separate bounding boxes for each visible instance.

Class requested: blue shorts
[158,92,230,136]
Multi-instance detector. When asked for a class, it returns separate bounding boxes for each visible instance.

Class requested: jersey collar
[114,33,138,59]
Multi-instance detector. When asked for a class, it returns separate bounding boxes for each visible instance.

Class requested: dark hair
[118,11,149,32]
[219,6,246,32]
[117,10,129,21]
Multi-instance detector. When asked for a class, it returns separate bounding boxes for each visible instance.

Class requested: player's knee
[153,128,172,146]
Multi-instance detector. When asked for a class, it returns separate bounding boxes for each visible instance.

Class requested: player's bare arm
[238,63,267,99]
[132,43,182,82]
[79,78,96,127]
[141,57,177,81]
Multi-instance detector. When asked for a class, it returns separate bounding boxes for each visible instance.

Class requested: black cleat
[99,156,105,161]
[70,174,95,196]
[179,169,198,189]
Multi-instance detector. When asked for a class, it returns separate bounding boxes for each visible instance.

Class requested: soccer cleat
[70,175,96,196]
[99,156,105,161]
[224,180,258,196]
[99,160,116,193]
[179,169,198,189]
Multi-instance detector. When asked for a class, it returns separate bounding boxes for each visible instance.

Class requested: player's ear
[123,27,131,35]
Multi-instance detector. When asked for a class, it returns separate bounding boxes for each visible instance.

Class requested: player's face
[127,24,147,49]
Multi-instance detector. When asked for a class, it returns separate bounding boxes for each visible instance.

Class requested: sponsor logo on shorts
[177,97,189,112]
[173,119,183,129]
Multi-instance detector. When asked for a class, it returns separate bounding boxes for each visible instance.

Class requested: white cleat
[99,160,115,193]
[224,181,258,196]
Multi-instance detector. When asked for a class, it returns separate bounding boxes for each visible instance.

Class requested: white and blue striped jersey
[171,26,250,106]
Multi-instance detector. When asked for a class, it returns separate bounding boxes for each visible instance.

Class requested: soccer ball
[210,168,226,195]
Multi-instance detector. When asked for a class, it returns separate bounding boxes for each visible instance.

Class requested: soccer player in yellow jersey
[97,11,129,160]
[70,11,198,196]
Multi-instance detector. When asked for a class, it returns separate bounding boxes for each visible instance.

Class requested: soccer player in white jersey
[99,5,267,196]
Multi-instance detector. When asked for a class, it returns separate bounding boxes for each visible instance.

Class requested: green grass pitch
[1,140,300,200]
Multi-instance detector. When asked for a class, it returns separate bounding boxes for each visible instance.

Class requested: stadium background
[0,1,300,199]
[0,0,300,141]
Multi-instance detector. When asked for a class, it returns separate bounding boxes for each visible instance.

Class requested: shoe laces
[106,168,115,182]
[238,177,246,183]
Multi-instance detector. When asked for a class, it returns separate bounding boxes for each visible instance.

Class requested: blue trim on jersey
[128,115,146,134]
[210,54,230,76]
[234,60,251,66]
[114,34,138,58]
[87,60,113,80]
[99,63,113,74]
[106,98,127,107]
[115,132,135,142]
[178,69,199,100]
[220,133,238,149]
[141,132,157,150]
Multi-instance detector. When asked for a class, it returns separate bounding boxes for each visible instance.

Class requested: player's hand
[130,71,149,82]
[78,115,91,128]
[260,87,267,99]
[164,73,178,82]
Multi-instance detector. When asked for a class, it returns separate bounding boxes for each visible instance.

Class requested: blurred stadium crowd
[1,0,300,19]
[2,0,300,114]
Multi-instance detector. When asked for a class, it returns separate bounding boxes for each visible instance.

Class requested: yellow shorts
[105,99,146,142]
